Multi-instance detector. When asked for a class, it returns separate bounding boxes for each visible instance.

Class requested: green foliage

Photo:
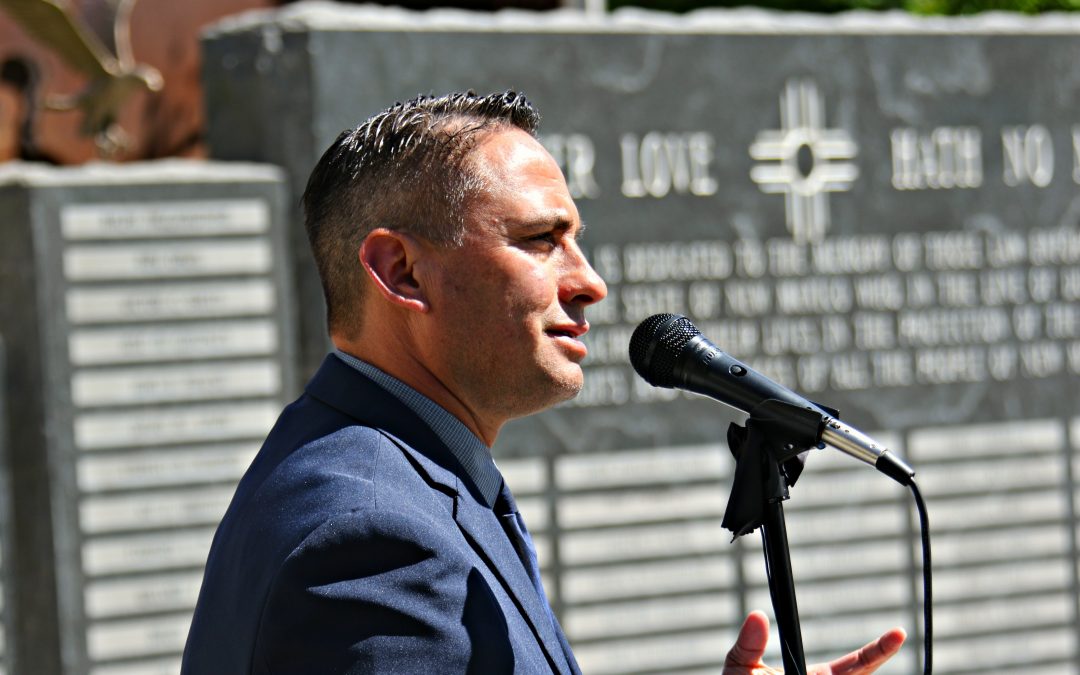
[905,0,1080,13]
[609,0,1080,14]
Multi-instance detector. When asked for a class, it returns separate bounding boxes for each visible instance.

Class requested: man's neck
[332,332,502,447]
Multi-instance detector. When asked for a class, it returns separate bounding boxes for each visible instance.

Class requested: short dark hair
[302,90,541,335]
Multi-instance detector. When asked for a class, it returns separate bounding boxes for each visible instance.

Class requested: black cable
[909,479,933,674]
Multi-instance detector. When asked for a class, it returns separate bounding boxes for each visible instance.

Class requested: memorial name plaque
[63,239,273,280]
[68,319,279,366]
[202,7,1080,673]
[81,529,220,577]
[0,161,296,675]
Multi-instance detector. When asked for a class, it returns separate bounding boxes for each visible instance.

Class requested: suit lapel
[454,493,572,675]
[552,614,582,675]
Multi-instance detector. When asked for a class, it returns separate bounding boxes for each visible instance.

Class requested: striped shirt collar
[333,349,502,508]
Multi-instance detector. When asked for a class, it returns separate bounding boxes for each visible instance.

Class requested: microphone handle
[821,419,915,486]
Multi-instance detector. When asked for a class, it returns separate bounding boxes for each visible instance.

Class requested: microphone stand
[761,454,804,675]
[723,400,826,675]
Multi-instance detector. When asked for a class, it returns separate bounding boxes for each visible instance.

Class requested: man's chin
[552,372,585,404]
[558,363,585,390]
[535,367,584,408]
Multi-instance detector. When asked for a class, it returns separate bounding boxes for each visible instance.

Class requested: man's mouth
[545,324,589,359]
[545,322,588,339]
[546,328,578,338]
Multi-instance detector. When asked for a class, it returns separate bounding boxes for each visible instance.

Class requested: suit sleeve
[250,506,515,674]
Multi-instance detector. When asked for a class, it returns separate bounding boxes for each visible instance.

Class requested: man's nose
[560,242,608,306]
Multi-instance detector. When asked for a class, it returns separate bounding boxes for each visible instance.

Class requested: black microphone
[629,313,915,486]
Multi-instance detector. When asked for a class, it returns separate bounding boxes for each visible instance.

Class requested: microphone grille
[628,313,701,387]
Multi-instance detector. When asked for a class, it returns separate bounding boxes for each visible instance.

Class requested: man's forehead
[471,127,553,172]
[451,127,584,243]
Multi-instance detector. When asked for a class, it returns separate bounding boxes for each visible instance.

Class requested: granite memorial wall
[200,6,1080,673]
[0,336,13,675]
[0,162,297,674]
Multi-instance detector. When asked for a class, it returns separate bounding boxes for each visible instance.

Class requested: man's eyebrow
[551,214,586,236]
[516,212,577,232]
[508,211,587,239]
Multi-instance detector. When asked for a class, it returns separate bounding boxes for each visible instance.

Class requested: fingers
[725,612,906,675]
[724,610,771,669]
[824,627,907,675]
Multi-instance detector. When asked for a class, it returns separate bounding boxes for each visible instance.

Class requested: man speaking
[182,91,904,673]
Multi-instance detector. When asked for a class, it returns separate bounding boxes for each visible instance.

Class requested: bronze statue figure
[0,0,163,156]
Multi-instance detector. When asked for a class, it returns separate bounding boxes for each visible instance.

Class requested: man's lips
[545,324,589,358]
[544,323,588,339]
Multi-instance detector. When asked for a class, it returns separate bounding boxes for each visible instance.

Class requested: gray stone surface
[0,334,13,675]
[0,161,296,674]
[202,7,1080,672]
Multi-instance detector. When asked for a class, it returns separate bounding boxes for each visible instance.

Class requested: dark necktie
[495,480,557,629]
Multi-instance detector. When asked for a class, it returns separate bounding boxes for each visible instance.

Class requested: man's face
[419,128,608,432]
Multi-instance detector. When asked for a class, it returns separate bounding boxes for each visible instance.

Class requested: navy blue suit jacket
[182,354,579,674]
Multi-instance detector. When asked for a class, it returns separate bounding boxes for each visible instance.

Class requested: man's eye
[527,231,557,245]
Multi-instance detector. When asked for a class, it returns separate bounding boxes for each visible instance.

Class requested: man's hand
[723,610,907,674]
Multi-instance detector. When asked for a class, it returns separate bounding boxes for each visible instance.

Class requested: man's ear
[358,228,429,313]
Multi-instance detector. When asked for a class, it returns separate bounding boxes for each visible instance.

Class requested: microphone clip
[746,399,829,464]
[721,399,828,539]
